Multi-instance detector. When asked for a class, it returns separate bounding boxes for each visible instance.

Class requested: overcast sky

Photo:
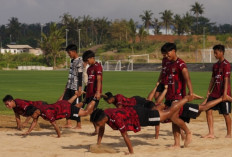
[0,0,231,26]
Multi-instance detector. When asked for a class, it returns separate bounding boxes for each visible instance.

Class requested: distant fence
[17,66,53,70]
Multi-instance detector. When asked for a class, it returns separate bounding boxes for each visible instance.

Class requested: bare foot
[72,126,82,130]
[169,145,181,149]
[192,93,204,100]
[225,134,231,138]
[184,132,192,147]
[89,131,98,136]
[201,134,215,139]
[62,124,72,128]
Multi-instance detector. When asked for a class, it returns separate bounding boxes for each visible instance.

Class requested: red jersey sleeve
[224,62,231,78]
[111,113,126,133]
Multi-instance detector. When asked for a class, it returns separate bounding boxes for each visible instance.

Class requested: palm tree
[159,10,173,35]
[190,2,204,34]
[40,23,65,68]
[182,12,194,35]
[152,18,162,35]
[139,10,153,32]
[7,17,21,43]
[128,19,137,43]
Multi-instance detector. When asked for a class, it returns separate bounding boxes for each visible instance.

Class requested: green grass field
[0,70,215,115]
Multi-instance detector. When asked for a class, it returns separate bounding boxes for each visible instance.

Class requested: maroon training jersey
[37,100,71,123]
[210,59,231,98]
[104,108,141,133]
[86,62,103,98]
[13,99,47,116]
[165,58,187,100]
[114,94,137,108]
[161,57,170,84]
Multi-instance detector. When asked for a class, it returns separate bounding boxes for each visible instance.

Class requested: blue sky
[0,0,231,25]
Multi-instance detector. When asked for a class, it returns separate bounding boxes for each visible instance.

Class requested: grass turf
[0,70,214,114]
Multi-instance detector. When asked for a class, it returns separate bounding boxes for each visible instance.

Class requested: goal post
[103,60,133,71]
[128,54,149,63]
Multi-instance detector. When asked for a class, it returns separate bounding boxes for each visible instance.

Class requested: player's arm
[15,113,22,130]
[155,85,168,104]
[95,75,102,100]
[76,72,83,97]
[147,82,159,101]
[222,77,229,101]
[97,125,105,145]
[121,131,134,154]
[51,121,61,138]
[182,68,194,100]
[22,116,32,128]
[22,117,38,136]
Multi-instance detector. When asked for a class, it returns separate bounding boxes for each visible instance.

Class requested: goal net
[103,60,133,71]
[128,54,149,63]
[199,48,232,63]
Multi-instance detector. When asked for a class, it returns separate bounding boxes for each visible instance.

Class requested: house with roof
[0,45,43,55]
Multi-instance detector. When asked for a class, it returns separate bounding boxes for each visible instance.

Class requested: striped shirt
[66,57,83,90]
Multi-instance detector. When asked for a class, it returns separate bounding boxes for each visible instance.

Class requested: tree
[138,26,147,42]
[139,10,153,32]
[152,18,162,35]
[159,10,173,35]
[7,17,21,43]
[128,19,137,43]
[190,2,204,34]
[182,12,194,35]
[40,23,65,68]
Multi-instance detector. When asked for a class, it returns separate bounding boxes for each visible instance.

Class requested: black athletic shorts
[83,97,99,109]
[164,99,175,107]
[133,96,155,109]
[156,83,165,93]
[133,105,160,126]
[180,103,199,123]
[69,105,81,121]
[207,96,231,114]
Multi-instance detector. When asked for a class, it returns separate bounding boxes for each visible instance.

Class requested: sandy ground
[0,113,232,157]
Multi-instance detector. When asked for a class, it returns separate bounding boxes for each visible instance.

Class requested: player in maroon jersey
[82,50,103,135]
[2,95,47,130]
[22,91,96,138]
[162,42,194,148]
[203,44,231,139]
[91,94,232,154]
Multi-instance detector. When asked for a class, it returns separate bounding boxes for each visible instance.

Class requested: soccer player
[82,50,103,135]
[203,44,231,138]
[60,44,83,129]
[2,95,48,130]
[91,94,232,154]
[23,92,95,138]
[162,42,194,148]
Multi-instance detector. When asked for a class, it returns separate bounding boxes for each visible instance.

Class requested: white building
[0,45,43,55]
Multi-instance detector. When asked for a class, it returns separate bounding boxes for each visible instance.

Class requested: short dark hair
[25,105,38,116]
[90,108,106,123]
[82,50,95,62]
[66,44,77,52]
[103,92,113,101]
[213,44,225,53]
[161,42,177,53]
[3,95,14,102]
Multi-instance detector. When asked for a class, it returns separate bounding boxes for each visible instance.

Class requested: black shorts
[83,97,99,109]
[133,105,160,126]
[156,83,165,93]
[63,88,82,105]
[180,103,199,123]
[69,105,81,121]
[133,96,155,109]
[207,97,231,114]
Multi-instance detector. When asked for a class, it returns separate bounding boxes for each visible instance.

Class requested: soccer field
[0,70,214,114]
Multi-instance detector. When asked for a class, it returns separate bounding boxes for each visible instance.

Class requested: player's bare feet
[192,93,204,100]
[89,131,98,136]
[184,132,192,147]
[169,145,181,149]
[225,134,231,138]
[201,134,215,139]
[72,126,81,129]
[62,124,72,128]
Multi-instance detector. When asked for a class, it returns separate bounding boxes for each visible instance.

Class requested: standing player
[82,50,103,135]
[60,44,83,129]
[203,44,231,138]
[2,95,47,130]
[163,42,194,148]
